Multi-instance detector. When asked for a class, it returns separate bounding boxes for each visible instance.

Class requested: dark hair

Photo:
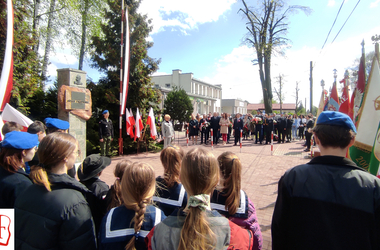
[2,122,23,135]
[0,148,24,173]
[313,124,355,149]
[27,121,47,134]
[46,127,66,134]
[107,160,132,211]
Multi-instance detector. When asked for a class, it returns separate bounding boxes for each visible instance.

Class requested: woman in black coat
[189,114,199,145]
[0,131,39,208]
[15,132,97,250]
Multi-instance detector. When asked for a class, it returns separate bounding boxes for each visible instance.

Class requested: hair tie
[116,177,120,180]
[187,194,210,212]
[134,231,140,240]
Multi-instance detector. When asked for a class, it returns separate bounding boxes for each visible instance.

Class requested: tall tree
[1,0,43,114]
[274,74,285,114]
[240,0,310,113]
[164,86,193,124]
[294,81,300,114]
[89,0,161,153]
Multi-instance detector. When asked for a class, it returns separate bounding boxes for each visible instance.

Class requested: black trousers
[201,129,207,144]
[234,129,241,145]
[255,125,263,143]
[299,126,305,139]
[266,129,272,143]
[286,129,292,141]
[305,130,312,149]
[278,129,286,143]
[213,129,219,145]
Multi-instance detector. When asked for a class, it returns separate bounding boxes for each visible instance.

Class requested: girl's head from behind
[217,151,242,215]
[106,160,132,211]
[179,148,219,250]
[181,148,219,196]
[160,145,184,188]
[29,132,78,191]
[121,162,155,250]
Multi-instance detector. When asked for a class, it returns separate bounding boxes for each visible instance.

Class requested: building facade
[221,99,249,115]
[247,103,296,114]
[152,69,222,115]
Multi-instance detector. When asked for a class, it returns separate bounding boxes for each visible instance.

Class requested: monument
[57,68,92,164]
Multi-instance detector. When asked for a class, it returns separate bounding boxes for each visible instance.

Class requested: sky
[47,0,380,111]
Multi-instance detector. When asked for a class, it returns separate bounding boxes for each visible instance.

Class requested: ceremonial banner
[339,79,350,117]
[315,90,326,125]
[349,56,380,172]
[0,0,14,111]
[353,55,366,125]
[370,122,380,177]
[327,82,340,111]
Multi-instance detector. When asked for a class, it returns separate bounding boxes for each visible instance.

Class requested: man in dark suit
[210,112,220,145]
[265,114,274,144]
[233,113,244,146]
[255,111,264,144]
[277,113,287,143]
[304,114,315,152]
[199,114,207,144]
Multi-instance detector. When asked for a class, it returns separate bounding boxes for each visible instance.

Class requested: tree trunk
[78,0,89,70]
[263,56,273,114]
[41,0,56,89]
[32,0,41,53]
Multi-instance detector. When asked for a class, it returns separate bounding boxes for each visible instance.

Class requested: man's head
[27,121,47,142]
[2,122,23,136]
[236,113,241,119]
[213,112,217,117]
[102,110,109,119]
[313,111,356,150]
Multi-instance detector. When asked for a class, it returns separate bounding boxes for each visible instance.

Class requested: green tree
[1,0,43,114]
[164,86,193,124]
[89,0,161,154]
[239,0,311,114]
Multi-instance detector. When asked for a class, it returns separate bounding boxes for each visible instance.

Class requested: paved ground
[100,132,312,250]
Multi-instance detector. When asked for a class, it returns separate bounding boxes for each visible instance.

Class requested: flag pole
[118,0,125,155]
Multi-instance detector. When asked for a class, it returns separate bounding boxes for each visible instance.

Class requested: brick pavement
[99,132,311,250]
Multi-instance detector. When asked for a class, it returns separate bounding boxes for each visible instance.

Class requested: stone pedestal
[57,68,88,164]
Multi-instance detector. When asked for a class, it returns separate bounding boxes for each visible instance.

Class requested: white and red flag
[146,107,157,140]
[0,0,14,111]
[0,103,34,140]
[134,108,143,141]
[327,82,340,111]
[120,7,130,115]
[338,79,351,118]
[125,108,134,138]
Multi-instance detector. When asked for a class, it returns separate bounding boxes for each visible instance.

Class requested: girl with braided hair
[99,162,165,250]
[105,160,132,211]
[152,145,187,216]
[146,148,254,250]
[211,152,263,250]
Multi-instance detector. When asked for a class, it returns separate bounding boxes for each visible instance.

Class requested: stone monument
[57,68,92,164]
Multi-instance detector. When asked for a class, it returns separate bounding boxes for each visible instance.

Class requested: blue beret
[1,131,39,149]
[44,118,70,130]
[102,110,109,115]
[316,111,357,133]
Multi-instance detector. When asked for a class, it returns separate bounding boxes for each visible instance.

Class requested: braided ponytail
[121,162,156,250]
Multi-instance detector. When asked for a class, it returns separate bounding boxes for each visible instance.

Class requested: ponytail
[178,207,215,250]
[29,165,51,191]
[125,200,148,250]
[107,179,123,211]
[217,152,242,215]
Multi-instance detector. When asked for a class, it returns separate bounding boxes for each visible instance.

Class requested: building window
[165,84,171,88]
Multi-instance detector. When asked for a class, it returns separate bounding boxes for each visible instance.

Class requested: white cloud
[370,0,380,8]
[49,51,78,65]
[198,26,380,110]
[328,0,336,7]
[46,63,58,78]
[138,0,237,34]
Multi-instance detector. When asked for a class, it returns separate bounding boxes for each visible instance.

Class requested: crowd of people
[181,111,316,152]
[2,111,380,250]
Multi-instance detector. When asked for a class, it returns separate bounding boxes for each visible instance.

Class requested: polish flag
[0,103,33,140]
[125,108,134,138]
[129,108,135,127]
[134,108,143,141]
[338,79,350,117]
[146,107,157,140]
[0,0,14,111]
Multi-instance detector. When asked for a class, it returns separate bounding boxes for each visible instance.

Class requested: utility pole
[310,61,313,115]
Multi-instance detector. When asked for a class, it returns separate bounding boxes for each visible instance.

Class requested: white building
[152,69,222,115]
[221,99,249,115]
